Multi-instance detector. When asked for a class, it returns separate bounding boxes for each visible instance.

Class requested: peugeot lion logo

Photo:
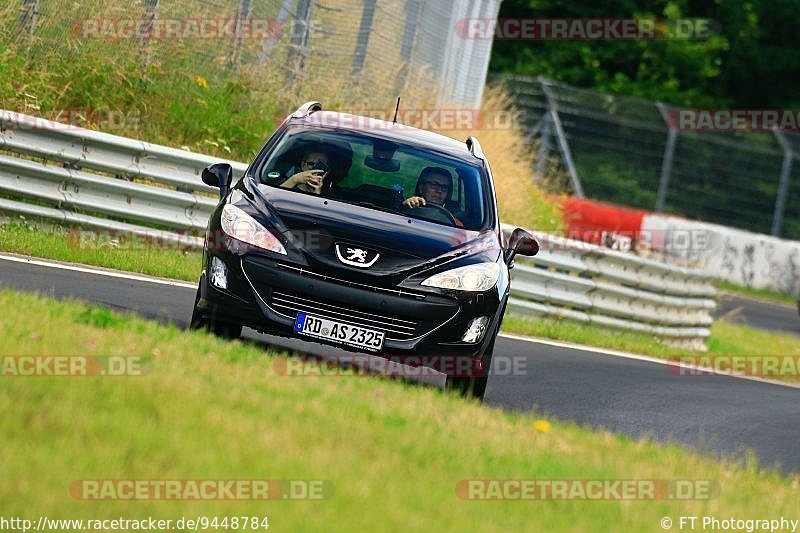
[347,248,368,262]
[335,243,380,268]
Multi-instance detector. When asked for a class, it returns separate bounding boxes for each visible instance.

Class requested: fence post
[539,77,584,198]
[286,0,313,83]
[395,0,421,92]
[771,130,794,237]
[655,102,677,212]
[18,0,39,40]
[534,115,552,179]
[351,0,377,75]
[137,0,159,68]
[229,0,252,70]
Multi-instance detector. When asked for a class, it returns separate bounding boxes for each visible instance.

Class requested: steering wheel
[410,203,458,225]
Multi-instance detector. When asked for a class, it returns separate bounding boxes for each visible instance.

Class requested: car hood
[240,179,500,281]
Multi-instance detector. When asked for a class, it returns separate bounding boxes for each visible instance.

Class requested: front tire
[445,330,497,402]
[189,284,243,340]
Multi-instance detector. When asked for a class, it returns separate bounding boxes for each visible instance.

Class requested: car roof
[287,111,482,164]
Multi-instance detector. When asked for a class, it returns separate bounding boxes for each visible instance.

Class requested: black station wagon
[190,102,538,399]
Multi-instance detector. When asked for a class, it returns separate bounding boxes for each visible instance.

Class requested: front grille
[269,290,423,340]
[275,263,424,300]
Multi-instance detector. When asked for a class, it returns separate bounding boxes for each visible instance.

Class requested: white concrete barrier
[642,214,800,297]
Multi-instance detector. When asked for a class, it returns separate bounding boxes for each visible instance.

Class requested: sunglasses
[421,181,450,191]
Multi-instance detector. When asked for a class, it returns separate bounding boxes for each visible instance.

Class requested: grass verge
[0,221,201,282]
[502,314,690,359]
[1,288,799,530]
[505,315,800,381]
[717,280,798,307]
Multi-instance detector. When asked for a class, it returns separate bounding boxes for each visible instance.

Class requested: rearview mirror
[364,139,400,172]
[504,228,539,265]
[202,163,234,199]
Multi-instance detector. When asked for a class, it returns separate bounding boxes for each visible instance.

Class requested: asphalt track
[2,253,799,474]
[716,292,799,338]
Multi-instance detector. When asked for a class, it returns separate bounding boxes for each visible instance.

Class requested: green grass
[505,314,800,375]
[1,288,799,531]
[707,319,800,357]
[502,314,689,358]
[717,280,797,307]
[0,221,201,282]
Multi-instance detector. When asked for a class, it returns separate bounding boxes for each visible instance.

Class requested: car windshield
[257,128,490,230]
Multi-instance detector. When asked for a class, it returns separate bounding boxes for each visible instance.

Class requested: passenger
[280,148,330,194]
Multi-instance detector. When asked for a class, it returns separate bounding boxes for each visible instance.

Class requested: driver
[402,167,463,227]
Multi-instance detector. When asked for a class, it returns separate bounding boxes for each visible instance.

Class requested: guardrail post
[771,130,794,237]
[539,77,584,198]
[655,102,677,212]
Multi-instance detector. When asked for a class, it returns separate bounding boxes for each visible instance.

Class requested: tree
[489,0,800,108]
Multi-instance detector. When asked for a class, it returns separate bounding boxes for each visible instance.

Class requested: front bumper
[196,252,504,358]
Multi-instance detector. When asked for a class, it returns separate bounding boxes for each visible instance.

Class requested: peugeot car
[190,102,538,399]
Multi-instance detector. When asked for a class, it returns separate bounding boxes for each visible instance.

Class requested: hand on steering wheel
[402,198,457,225]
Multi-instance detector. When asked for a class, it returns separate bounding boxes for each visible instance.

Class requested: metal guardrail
[0,111,717,349]
[0,110,247,232]
[502,227,717,350]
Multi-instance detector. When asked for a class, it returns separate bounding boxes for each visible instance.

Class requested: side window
[260,151,295,184]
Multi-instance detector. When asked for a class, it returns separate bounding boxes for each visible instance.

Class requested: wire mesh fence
[1,0,500,110]
[504,75,800,239]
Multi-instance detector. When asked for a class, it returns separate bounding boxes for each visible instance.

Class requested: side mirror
[202,163,234,199]
[504,228,539,265]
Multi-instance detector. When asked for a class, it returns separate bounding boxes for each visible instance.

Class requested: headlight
[421,262,500,292]
[220,204,287,255]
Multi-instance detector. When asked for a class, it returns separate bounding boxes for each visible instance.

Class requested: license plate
[293,312,385,352]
